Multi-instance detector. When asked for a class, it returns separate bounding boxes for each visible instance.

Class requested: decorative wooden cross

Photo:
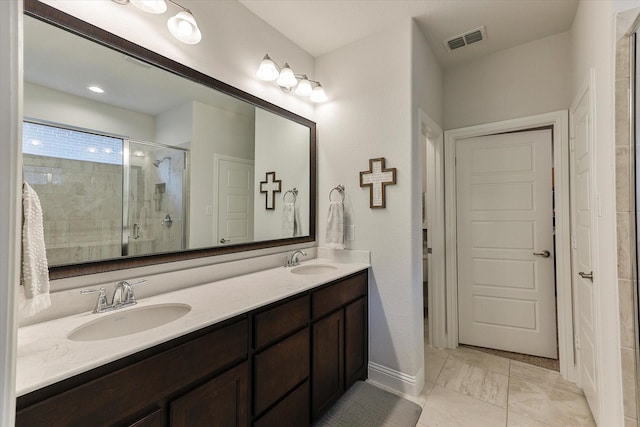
[259,171,281,210]
[359,157,397,208]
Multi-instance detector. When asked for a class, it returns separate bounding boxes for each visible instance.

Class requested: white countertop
[16,258,369,397]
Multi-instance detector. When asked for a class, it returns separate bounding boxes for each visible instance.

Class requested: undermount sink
[290,264,338,275]
[68,303,191,342]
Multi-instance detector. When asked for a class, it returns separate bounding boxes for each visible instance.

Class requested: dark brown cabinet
[311,271,368,421]
[16,269,368,427]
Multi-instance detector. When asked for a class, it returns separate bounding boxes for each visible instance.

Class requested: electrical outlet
[346,225,355,241]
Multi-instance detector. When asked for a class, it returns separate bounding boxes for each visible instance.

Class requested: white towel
[19,182,51,317]
[325,201,344,249]
[293,205,302,237]
[282,202,296,237]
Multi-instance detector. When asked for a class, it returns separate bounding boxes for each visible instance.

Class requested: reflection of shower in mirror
[153,156,171,168]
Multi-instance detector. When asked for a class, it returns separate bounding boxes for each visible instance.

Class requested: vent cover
[444,26,487,52]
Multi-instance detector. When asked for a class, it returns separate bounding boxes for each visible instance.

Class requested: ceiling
[238,0,580,68]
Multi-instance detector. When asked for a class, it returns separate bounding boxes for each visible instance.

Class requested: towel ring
[329,184,345,203]
[283,188,298,203]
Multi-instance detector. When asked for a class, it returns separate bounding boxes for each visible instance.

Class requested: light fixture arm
[166,0,191,14]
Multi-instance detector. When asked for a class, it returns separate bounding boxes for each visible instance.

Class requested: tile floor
[405,331,597,426]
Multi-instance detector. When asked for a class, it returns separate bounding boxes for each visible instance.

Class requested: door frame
[419,109,445,349]
[443,110,575,382]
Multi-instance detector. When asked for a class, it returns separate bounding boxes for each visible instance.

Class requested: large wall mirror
[24,1,316,279]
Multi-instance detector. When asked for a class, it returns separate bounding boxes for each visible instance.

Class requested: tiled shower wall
[23,154,123,265]
[616,8,640,427]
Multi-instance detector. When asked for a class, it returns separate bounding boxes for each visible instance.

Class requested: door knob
[579,271,593,281]
[533,250,551,258]
[220,238,229,244]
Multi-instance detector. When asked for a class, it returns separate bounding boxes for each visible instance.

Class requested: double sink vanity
[16,256,370,426]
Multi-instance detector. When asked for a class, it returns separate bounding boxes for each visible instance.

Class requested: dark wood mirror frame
[24,0,317,280]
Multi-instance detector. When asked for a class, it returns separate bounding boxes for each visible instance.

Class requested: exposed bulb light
[130,0,167,14]
[87,85,105,94]
[30,140,42,146]
[276,63,298,88]
[256,55,279,81]
[295,76,313,97]
[167,10,202,44]
[88,147,98,153]
[256,54,328,102]
[309,84,328,103]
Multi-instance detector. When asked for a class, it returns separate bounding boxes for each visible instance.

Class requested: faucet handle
[118,279,148,305]
[80,287,110,313]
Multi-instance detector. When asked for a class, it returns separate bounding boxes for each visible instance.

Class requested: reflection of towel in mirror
[19,182,51,317]
[325,201,344,249]
[282,202,296,237]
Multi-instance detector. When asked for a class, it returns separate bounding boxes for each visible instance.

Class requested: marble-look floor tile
[510,360,582,395]
[436,358,509,408]
[425,344,448,359]
[445,345,510,375]
[508,375,595,426]
[507,411,551,426]
[425,353,446,383]
[417,385,507,427]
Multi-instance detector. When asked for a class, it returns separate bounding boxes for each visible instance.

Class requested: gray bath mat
[313,381,422,427]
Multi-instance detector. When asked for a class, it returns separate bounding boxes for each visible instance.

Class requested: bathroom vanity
[15,264,368,427]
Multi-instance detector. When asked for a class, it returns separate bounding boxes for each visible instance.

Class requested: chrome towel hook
[329,184,345,202]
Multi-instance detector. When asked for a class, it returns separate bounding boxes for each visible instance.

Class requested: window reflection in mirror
[23,9,314,273]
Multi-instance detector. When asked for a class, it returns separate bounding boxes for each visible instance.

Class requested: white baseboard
[368,361,425,397]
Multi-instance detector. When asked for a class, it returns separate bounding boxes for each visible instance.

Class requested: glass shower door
[124,140,187,256]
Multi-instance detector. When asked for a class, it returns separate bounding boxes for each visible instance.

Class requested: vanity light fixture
[256,54,328,103]
[113,0,201,45]
[87,85,105,94]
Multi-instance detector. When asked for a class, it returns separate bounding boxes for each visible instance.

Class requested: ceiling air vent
[444,26,487,52]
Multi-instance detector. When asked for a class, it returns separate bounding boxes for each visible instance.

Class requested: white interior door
[570,80,599,421]
[215,156,254,245]
[456,129,558,358]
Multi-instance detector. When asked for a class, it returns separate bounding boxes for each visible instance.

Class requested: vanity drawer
[253,380,309,427]
[312,271,367,319]
[254,294,309,349]
[16,318,248,427]
[253,327,310,416]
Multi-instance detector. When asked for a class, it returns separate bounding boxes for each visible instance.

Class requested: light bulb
[309,84,328,103]
[295,77,313,97]
[276,63,298,88]
[167,11,202,44]
[256,55,279,81]
[130,0,167,14]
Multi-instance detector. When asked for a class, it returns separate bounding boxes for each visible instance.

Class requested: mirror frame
[24,0,317,279]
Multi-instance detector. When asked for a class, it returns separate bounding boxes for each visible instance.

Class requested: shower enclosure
[22,120,188,265]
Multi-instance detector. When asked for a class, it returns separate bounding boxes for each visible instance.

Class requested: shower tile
[616,78,631,147]
[616,145,631,212]
[616,35,631,80]
[626,416,639,427]
[617,212,633,281]
[622,346,638,419]
[619,279,636,349]
[43,221,69,246]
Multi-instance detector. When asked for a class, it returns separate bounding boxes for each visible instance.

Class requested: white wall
[24,82,155,141]
[315,19,442,395]
[155,101,192,147]
[571,0,624,425]
[444,31,572,129]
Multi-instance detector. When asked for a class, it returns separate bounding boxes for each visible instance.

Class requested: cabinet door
[170,362,248,427]
[128,408,163,427]
[311,310,344,421]
[345,297,367,389]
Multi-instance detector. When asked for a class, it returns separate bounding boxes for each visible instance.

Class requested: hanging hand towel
[293,205,302,237]
[325,201,344,249]
[19,182,51,317]
[282,202,296,237]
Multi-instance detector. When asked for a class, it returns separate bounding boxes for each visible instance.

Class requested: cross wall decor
[259,171,281,210]
[359,157,397,208]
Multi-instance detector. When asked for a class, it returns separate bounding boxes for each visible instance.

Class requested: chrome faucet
[285,250,307,267]
[81,279,147,313]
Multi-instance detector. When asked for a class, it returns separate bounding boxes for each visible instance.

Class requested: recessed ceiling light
[103,148,113,154]
[87,85,105,94]
[88,147,98,153]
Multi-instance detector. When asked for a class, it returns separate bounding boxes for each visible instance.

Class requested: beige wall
[444,31,572,130]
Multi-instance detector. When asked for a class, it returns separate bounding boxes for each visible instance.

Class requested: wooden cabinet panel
[170,362,248,427]
[311,310,344,420]
[254,328,310,416]
[254,294,309,350]
[253,380,309,427]
[345,297,368,389]
[127,408,163,427]
[16,319,247,427]
[312,272,367,319]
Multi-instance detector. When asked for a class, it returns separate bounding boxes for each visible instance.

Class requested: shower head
[153,156,171,167]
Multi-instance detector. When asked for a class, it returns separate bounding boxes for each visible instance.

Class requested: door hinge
[569,138,575,152]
